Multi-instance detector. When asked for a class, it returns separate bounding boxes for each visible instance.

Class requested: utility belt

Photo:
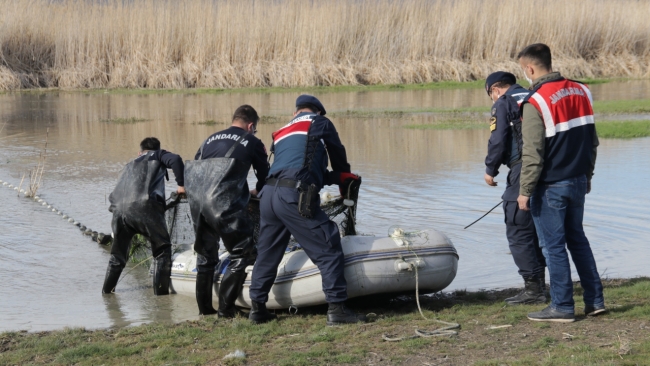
[265,178,318,218]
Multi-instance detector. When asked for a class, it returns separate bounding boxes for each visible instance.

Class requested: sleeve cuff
[485,167,499,177]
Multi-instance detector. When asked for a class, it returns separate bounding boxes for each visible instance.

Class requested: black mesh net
[164,178,361,247]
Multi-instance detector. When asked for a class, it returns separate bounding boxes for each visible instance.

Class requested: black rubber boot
[505,276,547,305]
[152,251,172,296]
[218,269,248,318]
[195,271,218,315]
[101,265,123,294]
[326,302,368,326]
[249,301,277,324]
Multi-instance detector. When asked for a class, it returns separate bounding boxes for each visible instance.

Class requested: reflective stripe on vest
[272,114,314,143]
[528,80,594,138]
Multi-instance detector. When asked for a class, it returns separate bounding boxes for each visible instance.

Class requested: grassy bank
[1,278,649,365]
[1,0,649,91]
[596,120,650,139]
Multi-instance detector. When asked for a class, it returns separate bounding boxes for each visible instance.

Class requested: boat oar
[463,201,503,229]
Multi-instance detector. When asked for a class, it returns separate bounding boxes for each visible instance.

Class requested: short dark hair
[517,43,552,71]
[232,105,259,125]
[140,137,160,151]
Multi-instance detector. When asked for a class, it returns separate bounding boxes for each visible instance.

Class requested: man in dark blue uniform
[185,105,269,317]
[248,95,367,326]
[102,137,185,296]
[484,72,547,305]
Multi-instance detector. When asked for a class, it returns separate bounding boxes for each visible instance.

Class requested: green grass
[5,77,628,96]
[596,120,650,138]
[1,278,649,365]
[99,117,149,124]
[593,99,650,114]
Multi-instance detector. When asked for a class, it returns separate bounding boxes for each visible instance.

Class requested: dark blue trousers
[248,185,347,303]
[503,200,546,278]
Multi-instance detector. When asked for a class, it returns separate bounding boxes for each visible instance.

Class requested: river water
[1,80,649,332]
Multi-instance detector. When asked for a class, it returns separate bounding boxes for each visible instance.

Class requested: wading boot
[217,269,248,318]
[326,302,368,326]
[101,265,123,294]
[152,251,171,296]
[249,301,277,324]
[195,271,218,315]
[504,276,546,305]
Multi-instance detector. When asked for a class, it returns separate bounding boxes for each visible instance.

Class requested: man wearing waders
[248,95,367,326]
[484,71,547,305]
[185,105,269,317]
[102,137,185,296]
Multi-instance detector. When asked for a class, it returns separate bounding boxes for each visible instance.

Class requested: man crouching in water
[102,137,185,295]
[185,105,269,317]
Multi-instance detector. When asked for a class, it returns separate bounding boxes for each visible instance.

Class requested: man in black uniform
[102,137,185,296]
[185,105,269,317]
[247,95,367,326]
[484,71,547,305]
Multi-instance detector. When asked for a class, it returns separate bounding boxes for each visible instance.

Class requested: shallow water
[1,80,649,332]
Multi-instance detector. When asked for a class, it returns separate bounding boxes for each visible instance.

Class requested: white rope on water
[1,177,110,244]
[381,228,460,342]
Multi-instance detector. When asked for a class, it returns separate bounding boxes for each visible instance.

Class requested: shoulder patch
[489,117,497,132]
[491,107,496,116]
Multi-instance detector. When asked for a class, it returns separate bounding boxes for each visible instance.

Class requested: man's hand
[517,194,530,211]
[177,186,186,195]
[587,180,592,194]
[484,173,497,186]
[250,189,258,197]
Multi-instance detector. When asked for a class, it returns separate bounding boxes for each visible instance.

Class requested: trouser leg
[530,181,575,314]
[193,217,221,315]
[218,212,256,317]
[102,214,135,294]
[139,207,173,296]
[248,187,292,303]
[273,188,348,303]
[503,200,546,278]
[564,176,604,308]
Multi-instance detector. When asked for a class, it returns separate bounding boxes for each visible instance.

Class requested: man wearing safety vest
[516,43,605,323]
[247,95,367,326]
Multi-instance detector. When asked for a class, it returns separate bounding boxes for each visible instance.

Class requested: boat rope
[463,200,503,229]
[0,177,112,244]
[382,232,460,341]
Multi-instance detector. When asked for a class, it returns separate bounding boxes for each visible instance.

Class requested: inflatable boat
[168,228,459,309]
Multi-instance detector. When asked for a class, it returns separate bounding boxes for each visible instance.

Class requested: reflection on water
[1,80,649,332]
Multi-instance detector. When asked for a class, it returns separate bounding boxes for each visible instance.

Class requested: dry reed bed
[1,0,649,90]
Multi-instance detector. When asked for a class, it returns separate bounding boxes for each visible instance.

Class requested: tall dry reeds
[0,0,649,91]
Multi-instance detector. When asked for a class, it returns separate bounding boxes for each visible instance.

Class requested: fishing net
[164,178,361,247]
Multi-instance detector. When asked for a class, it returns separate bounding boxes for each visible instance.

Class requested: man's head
[232,104,260,135]
[517,43,553,84]
[295,94,326,116]
[140,137,161,152]
[485,71,516,102]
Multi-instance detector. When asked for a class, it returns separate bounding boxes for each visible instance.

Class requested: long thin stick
[463,201,503,229]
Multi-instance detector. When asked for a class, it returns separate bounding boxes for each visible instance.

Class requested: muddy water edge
[1,80,649,332]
